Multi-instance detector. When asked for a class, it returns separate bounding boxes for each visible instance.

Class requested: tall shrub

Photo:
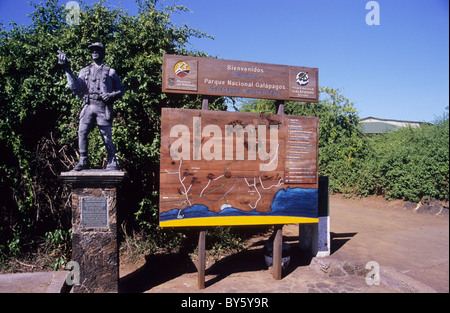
[0,0,226,258]
[362,113,449,202]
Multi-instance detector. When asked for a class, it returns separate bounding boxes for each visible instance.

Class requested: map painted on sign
[159,108,319,227]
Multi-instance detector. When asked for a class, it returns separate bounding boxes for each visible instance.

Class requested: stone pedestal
[60,170,126,293]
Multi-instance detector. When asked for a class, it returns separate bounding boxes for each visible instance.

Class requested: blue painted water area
[160,187,318,222]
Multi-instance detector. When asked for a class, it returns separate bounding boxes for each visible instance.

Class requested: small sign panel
[165,59,198,91]
[162,54,319,102]
[81,197,108,228]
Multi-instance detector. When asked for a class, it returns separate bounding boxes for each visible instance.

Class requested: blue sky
[1,0,448,122]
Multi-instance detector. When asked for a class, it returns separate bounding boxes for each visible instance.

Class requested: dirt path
[119,195,449,293]
[328,195,449,292]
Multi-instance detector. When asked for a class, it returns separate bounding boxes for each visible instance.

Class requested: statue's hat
[88,42,105,51]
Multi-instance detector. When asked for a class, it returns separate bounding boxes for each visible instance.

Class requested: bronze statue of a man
[58,43,124,171]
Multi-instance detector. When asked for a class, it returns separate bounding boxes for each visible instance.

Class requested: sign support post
[197,96,209,290]
[273,100,285,280]
[198,229,206,289]
[273,226,283,280]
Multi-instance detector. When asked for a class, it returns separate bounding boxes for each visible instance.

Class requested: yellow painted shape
[160,215,318,227]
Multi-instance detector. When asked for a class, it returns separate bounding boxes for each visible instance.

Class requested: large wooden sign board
[162,54,319,102]
[159,108,319,227]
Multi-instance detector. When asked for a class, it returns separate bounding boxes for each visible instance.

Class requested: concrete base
[0,271,67,293]
[299,216,330,257]
[317,216,330,257]
[61,170,125,293]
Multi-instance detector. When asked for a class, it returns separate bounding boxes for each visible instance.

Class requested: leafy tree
[238,87,367,193]
[0,0,226,259]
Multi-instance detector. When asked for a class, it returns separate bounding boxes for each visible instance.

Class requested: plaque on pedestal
[81,197,108,228]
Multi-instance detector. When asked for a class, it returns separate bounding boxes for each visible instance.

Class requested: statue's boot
[73,156,90,171]
[105,155,119,171]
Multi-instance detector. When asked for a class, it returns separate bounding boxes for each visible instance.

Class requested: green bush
[0,0,226,259]
[359,114,449,202]
[44,229,72,270]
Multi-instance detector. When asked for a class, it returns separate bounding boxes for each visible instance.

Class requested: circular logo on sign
[296,72,310,86]
[174,61,190,77]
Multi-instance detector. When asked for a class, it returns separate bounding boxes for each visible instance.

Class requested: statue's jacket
[67,63,124,122]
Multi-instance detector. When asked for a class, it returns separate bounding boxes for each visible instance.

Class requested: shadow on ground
[119,252,197,293]
[330,232,357,254]
[119,233,339,292]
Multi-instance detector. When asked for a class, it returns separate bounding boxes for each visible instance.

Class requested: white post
[299,176,330,257]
